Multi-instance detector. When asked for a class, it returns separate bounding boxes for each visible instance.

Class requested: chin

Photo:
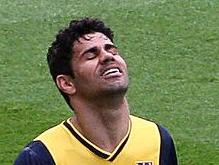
[103,84,128,95]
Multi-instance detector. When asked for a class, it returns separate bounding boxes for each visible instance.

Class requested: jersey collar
[63,118,131,161]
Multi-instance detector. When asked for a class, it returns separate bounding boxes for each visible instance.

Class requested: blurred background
[0,0,218,164]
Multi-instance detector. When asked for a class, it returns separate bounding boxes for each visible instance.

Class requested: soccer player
[14,18,178,165]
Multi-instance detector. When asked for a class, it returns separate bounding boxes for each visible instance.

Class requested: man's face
[71,32,129,99]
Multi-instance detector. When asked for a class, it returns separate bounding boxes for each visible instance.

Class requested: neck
[70,95,130,152]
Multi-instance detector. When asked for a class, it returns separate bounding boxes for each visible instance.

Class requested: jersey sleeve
[14,140,55,165]
[157,125,178,165]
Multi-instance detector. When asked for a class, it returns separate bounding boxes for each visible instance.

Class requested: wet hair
[47,18,114,109]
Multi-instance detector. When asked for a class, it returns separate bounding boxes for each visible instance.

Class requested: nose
[99,49,115,65]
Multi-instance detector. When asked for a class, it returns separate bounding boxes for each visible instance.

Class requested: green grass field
[0,0,218,164]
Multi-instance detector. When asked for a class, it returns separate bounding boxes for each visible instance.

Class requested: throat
[70,109,130,152]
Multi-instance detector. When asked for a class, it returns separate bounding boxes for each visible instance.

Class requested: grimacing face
[71,32,129,99]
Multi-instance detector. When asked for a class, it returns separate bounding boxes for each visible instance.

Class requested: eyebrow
[80,44,118,57]
[104,44,117,50]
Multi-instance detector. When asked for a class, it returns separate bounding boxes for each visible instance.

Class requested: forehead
[80,32,110,42]
[73,32,113,52]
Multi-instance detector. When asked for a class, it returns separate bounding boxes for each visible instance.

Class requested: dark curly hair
[47,18,114,109]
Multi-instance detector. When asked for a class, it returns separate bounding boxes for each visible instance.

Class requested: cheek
[118,56,127,68]
[74,62,97,80]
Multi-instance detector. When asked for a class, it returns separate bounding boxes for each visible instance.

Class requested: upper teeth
[103,68,120,76]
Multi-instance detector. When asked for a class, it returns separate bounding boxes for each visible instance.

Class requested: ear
[56,75,76,95]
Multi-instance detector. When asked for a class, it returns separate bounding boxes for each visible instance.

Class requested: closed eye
[83,47,98,60]
[105,44,119,55]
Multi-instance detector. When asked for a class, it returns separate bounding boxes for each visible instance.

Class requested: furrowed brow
[105,44,117,50]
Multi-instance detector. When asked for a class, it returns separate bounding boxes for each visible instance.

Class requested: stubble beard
[76,74,129,101]
[98,77,129,98]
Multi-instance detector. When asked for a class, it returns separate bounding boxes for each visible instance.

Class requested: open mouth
[103,68,120,76]
[101,67,122,78]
